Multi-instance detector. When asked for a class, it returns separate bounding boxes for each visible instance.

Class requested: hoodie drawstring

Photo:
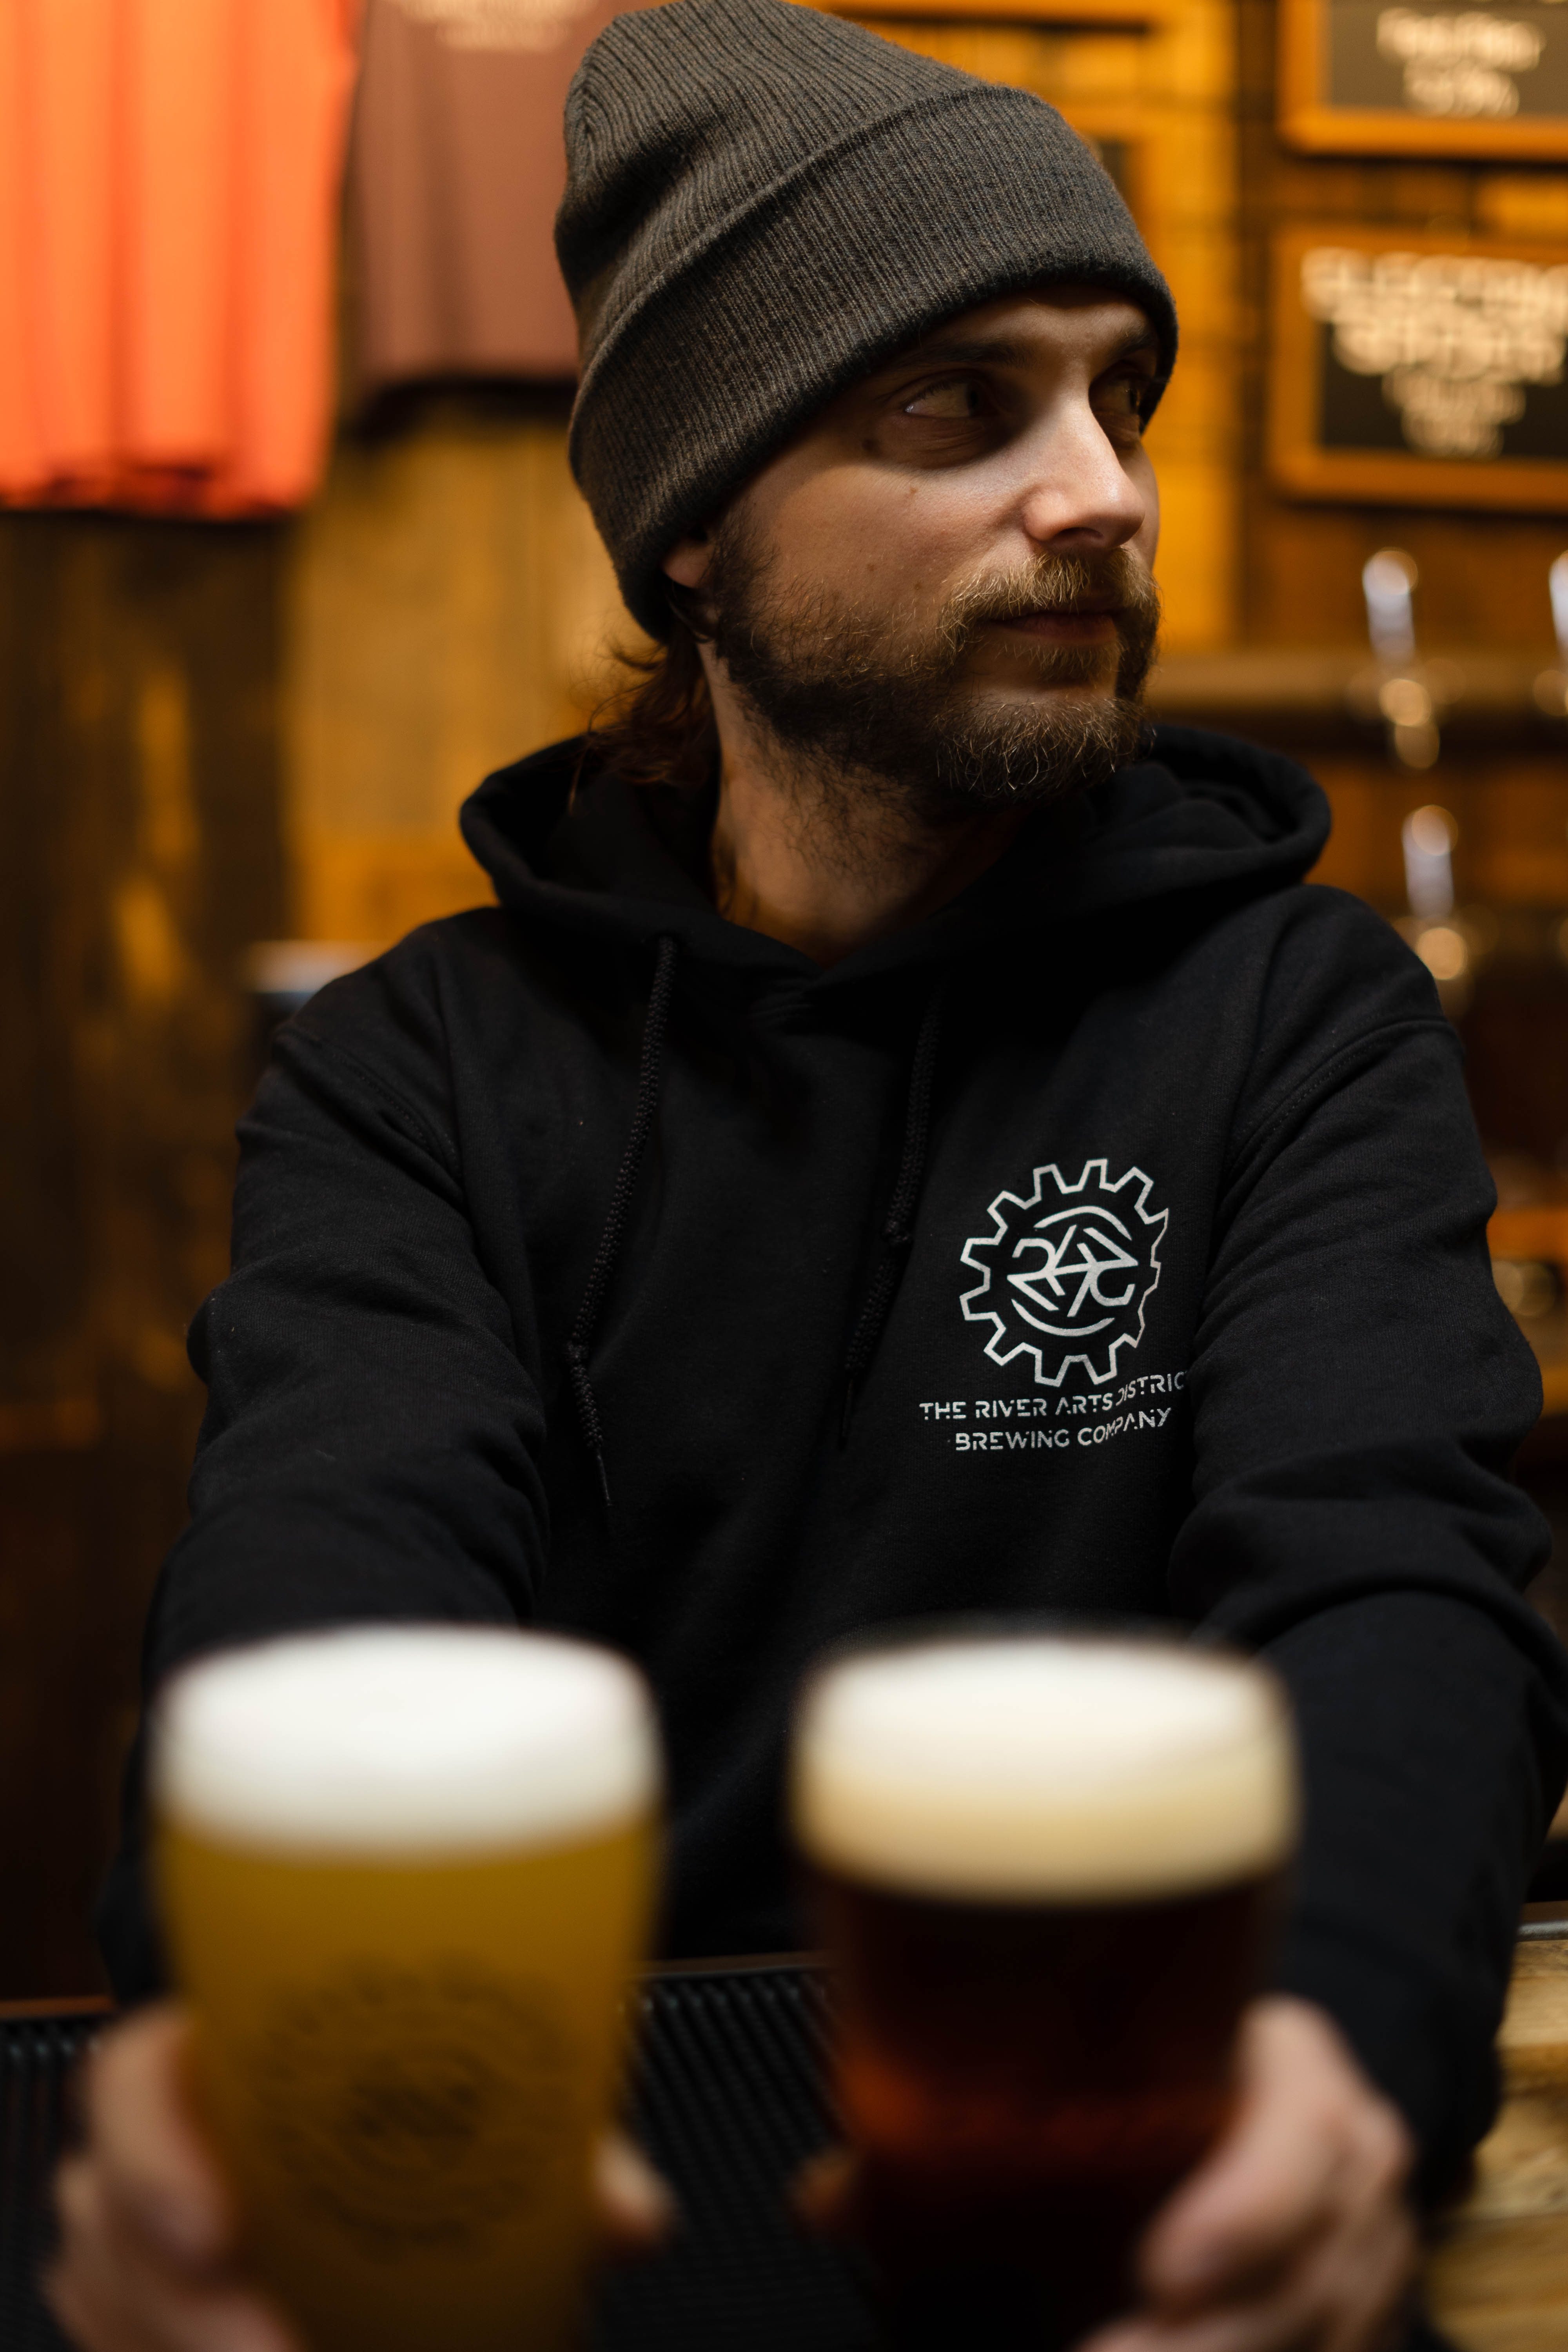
[840,980,947,1443]
[566,936,680,1509]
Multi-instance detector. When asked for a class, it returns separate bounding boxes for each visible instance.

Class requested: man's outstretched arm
[1173,894,1568,2199]
[98,940,553,1999]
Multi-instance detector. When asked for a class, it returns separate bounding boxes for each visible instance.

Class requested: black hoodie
[102,722,1568,2198]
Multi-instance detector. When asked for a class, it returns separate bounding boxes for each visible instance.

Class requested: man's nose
[1014,401,1149,553]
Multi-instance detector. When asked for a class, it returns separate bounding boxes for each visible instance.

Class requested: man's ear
[662,528,711,591]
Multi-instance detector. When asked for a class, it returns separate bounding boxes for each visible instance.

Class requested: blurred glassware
[1490,1152,1556,1212]
[1532,552,1568,718]
[1354,551,1450,768]
[241,940,386,1084]
[1492,1258,1559,1320]
[1402,804,1456,920]
[1363,549,1419,666]
[1414,923,1469,986]
[1396,806,1483,1014]
[242,940,385,1019]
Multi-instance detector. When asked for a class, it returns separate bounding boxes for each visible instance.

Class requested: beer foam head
[153,1628,660,1857]
[793,1636,1297,1903]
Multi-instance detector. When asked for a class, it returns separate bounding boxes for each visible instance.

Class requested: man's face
[664,286,1163,814]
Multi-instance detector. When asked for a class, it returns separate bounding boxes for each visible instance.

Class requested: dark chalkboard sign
[1269,224,1568,507]
[1281,0,1568,156]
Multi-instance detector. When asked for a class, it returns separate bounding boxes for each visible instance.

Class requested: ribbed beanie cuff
[558,0,1177,637]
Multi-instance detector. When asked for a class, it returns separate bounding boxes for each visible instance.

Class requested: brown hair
[584,604,717,791]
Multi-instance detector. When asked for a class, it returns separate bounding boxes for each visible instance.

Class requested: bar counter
[1428,1914,1568,2348]
[6,1934,1568,2350]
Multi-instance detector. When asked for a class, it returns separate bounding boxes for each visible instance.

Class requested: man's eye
[902,378,983,420]
[1097,372,1153,425]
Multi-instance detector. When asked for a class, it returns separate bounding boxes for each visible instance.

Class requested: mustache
[940,550,1160,650]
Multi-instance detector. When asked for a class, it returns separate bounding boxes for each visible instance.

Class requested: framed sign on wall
[1268,223,1568,508]
[1279,0,1568,158]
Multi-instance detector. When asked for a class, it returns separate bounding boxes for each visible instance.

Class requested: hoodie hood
[458,723,1333,1492]
[458,724,1331,978]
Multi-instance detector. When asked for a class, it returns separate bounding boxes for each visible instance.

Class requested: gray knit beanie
[557,0,1176,637]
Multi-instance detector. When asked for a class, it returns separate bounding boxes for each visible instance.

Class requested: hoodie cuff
[94,1836,170,2010]
[1274,1920,1501,2207]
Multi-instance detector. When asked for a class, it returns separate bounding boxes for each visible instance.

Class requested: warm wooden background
[5,0,1568,1996]
[1428,1929,1568,2350]
[0,517,286,1993]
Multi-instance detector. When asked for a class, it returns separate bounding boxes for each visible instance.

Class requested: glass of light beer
[152,1626,661,2352]
[792,1629,1298,2350]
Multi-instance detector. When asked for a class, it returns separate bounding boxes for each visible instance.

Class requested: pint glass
[792,1632,1298,2350]
[152,1626,661,2352]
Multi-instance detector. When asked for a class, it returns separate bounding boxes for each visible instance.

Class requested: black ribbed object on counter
[595,1965,875,2350]
[1,2011,94,2352]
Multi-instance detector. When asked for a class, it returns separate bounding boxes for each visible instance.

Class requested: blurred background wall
[6,0,1568,1994]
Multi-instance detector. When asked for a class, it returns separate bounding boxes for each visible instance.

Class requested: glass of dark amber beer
[792,1630,1298,2350]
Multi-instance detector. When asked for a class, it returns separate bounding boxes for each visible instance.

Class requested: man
[53,2,1568,2348]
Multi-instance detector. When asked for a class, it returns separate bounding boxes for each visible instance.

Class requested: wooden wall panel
[0,514,285,1994]
[283,399,629,944]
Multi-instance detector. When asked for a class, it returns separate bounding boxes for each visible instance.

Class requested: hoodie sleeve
[96,946,550,1999]
[1169,887,1568,2199]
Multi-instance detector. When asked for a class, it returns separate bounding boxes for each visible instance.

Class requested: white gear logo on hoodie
[960,1160,1167,1388]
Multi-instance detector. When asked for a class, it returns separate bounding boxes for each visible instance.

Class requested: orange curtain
[0,0,359,515]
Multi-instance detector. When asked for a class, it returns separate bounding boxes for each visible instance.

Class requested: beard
[697,517,1160,822]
